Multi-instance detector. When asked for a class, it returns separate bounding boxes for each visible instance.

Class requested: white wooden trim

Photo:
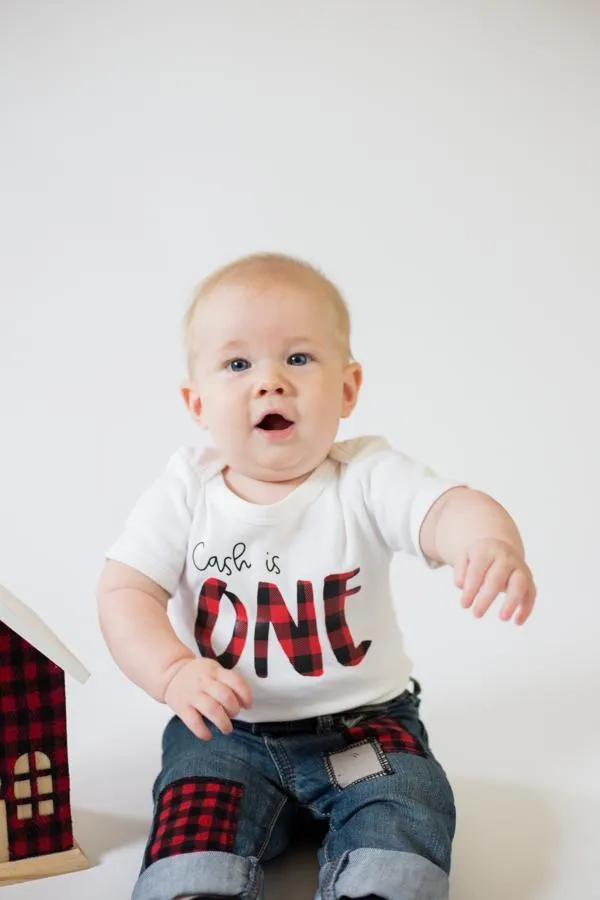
[0,585,90,684]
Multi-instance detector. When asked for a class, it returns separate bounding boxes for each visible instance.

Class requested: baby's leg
[314,693,455,900]
[132,715,294,900]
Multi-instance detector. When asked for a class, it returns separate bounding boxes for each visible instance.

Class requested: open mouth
[256,413,294,431]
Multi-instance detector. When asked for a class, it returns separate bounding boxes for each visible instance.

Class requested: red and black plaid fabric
[254,580,323,678]
[344,717,427,758]
[323,569,371,666]
[195,578,248,669]
[0,622,74,861]
[145,777,244,869]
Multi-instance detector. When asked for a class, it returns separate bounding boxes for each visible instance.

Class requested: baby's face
[183,278,361,485]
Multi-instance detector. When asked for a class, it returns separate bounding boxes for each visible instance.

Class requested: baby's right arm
[96,560,252,740]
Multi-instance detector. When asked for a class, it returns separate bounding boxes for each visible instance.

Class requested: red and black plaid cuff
[145,777,244,868]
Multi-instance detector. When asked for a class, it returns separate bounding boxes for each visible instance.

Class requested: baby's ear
[341,362,363,418]
[180,380,204,426]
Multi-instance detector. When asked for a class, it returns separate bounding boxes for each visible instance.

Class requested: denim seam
[264,735,296,795]
[254,792,289,861]
[321,849,349,898]
[246,856,263,900]
[322,823,335,864]
[280,740,296,794]
[262,735,288,790]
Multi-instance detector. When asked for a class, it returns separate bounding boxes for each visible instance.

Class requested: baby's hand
[453,538,536,625]
[164,657,252,741]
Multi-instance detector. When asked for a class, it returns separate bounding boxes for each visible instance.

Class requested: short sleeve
[106,450,198,593]
[357,446,462,565]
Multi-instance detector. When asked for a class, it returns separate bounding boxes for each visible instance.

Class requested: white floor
[7,670,600,900]
[8,781,598,900]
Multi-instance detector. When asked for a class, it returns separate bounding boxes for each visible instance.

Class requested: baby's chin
[226,447,332,485]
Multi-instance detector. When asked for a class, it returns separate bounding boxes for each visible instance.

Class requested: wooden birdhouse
[0,584,90,886]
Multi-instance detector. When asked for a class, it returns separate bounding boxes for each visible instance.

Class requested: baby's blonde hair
[183,252,352,375]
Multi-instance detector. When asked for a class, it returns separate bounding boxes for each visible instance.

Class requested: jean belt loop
[317,714,334,733]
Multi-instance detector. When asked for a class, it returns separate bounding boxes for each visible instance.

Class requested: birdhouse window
[14,751,55,819]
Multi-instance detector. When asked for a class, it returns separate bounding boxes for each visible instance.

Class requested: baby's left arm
[419,487,536,625]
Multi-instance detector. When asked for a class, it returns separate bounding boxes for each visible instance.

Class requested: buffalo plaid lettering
[323,569,371,666]
[195,578,248,669]
[145,777,244,868]
[344,717,427,758]
[254,581,323,678]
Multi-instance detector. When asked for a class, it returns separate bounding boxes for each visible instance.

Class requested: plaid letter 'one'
[254,580,323,678]
[324,569,371,666]
[195,578,248,669]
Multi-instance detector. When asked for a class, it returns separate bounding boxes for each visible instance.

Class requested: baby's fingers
[218,668,253,709]
[206,677,242,719]
[453,549,469,591]
[460,555,494,609]
[471,561,510,617]
[500,570,536,625]
[180,706,213,742]
[194,693,233,735]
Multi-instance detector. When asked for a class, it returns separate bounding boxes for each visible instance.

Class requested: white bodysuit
[107,436,459,722]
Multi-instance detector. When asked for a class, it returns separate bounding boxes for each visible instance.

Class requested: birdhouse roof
[0,584,90,684]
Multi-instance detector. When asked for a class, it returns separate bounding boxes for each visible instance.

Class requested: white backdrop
[1,3,599,898]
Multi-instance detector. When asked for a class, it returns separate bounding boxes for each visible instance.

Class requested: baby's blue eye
[227,358,251,372]
[288,353,312,366]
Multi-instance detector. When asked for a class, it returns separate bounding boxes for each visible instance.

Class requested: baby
[97,253,536,900]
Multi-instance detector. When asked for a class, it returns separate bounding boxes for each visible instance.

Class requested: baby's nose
[254,360,291,397]
[257,381,285,396]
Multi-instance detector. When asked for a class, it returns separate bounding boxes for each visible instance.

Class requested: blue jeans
[132,682,455,900]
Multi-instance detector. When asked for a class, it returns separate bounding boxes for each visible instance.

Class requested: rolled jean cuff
[318,847,449,900]
[131,850,262,900]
